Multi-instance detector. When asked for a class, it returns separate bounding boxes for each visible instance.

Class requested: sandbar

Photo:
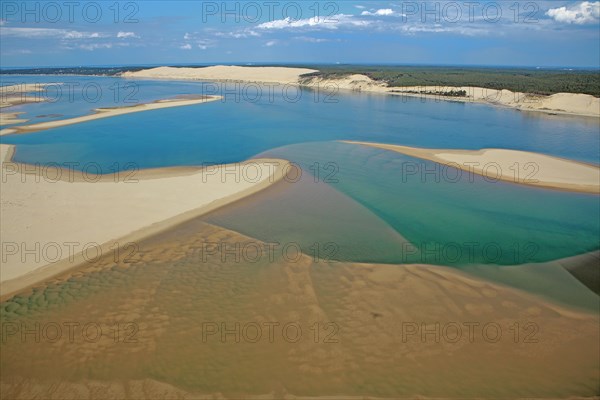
[0,143,290,298]
[345,141,600,194]
[1,83,57,125]
[0,95,221,136]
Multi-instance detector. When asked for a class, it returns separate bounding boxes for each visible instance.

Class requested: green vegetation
[298,65,600,97]
[390,89,468,97]
[0,66,146,76]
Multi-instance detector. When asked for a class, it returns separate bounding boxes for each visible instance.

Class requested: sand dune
[122,67,600,117]
[122,65,318,84]
[303,75,600,117]
[385,85,600,117]
[302,73,388,92]
[0,96,221,136]
[0,144,290,296]
[345,141,600,193]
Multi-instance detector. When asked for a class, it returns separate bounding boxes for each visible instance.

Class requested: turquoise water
[204,141,599,267]
[1,77,599,294]
[2,76,599,170]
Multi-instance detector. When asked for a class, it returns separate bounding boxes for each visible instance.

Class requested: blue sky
[1,1,599,68]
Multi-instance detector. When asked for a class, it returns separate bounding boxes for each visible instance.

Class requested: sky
[1,0,599,68]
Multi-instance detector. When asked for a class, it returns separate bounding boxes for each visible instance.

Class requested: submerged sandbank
[345,141,600,194]
[0,95,221,136]
[1,221,598,398]
[0,143,290,298]
[1,83,56,125]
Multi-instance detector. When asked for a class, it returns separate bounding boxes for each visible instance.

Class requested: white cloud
[117,31,139,38]
[361,9,398,16]
[79,43,113,51]
[355,5,365,9]
[178,33,216,49]
[395,24,490,36]
[197,39,215,50]
[0,27,107,39]
[546,1,600,24]
[257,14,371,30]
[294,36,330,43]
[265,40,278,46]
[214,30,260,38]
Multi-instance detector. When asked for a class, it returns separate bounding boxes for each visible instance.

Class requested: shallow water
[1,76,599,397]
[205,141,600,267]
[2,76,600,170]
[1,221,598,398]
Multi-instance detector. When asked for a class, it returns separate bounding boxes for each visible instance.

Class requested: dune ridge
[305,76,600,117]
[121,65,318,84]
[123,66,600,117]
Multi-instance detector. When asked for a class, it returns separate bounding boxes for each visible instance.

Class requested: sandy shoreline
[123,66,600,118]
[0,95,221,136]
[1,83,56,125]
[344,141,600,194]
[0,143,290,299]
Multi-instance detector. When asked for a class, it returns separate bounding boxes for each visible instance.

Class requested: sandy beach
[0,143,290,298]
[0,95,221,136]
[123,66,600,118]
[345,141,600,194]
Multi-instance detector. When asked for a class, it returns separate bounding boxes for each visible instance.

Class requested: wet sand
[1,83,55,125]
[1,220,598,399]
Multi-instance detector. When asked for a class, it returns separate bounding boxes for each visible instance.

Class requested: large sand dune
[123,66,600,117]
[122,65,318,84]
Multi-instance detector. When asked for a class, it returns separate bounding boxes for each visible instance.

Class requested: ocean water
[2,76,599,170]
[2,76,599,267]
[206,141,600,266]
[1,76,599,395]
